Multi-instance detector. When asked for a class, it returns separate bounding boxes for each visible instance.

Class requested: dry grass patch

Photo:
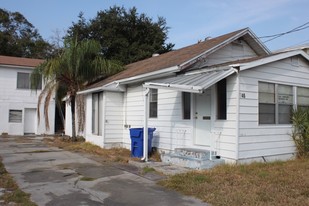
[44,137,131,163]
[159,159,309,206]
[0,158,36,206]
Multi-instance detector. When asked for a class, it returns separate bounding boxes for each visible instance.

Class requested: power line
[260,22,309,43]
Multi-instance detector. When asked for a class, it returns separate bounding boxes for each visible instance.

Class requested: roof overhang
[0,64,36,69]
[78,66,180,94]
[77,83,126,94]
[143,67,236,93]
[236,50,309,71]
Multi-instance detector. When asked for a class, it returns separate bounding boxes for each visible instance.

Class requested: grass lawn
[159,159,309,206]
[0,158,36,206]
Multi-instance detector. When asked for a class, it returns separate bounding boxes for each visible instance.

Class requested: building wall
[0,66,54,135]
[80,92,124,148]
[237,56,309,162]
[122,84,193,150]
[104,91,124,147]
[122,85,145,148]
[212,75,238,161]
[121,82,239,161]
[82,93,104,147]
[191,40,258,69]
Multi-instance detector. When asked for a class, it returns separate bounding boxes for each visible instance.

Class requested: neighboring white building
[66,28,309,164]
[0,55,55,135]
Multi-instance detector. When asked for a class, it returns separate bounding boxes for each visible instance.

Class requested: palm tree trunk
[71,95,77,141]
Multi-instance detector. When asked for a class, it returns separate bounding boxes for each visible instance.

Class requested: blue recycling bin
[129,128,156,157]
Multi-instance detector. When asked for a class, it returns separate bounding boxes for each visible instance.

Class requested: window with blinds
[9,110,22,123]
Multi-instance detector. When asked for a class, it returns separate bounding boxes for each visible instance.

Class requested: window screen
[259,82,293,125]
[17,73,30,89]
[217,79,227,120]
[149,89,158,118]
[17,72,42,89]
[182,92,191,119]
[92,92,103,135]
[259,82,275,124]
[297,87,309,110]
[9,110,22,123]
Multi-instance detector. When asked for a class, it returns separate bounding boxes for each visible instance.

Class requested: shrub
[291,108,309,158]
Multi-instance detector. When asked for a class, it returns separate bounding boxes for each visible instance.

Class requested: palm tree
[31,37,122,140]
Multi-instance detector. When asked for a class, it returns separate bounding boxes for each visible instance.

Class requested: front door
[24,108,36,135]
[194,90,211,146]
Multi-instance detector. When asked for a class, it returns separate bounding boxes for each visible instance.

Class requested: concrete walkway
[0,136,207,206]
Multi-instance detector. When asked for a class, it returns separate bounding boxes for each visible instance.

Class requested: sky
[2,0,309,51]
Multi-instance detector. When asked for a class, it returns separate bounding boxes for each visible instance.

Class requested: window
[92,92,103,135]
[9,110,22,123]
[297,87,309,110]
[149,89,158,118]
[17,72,30,89]
[217,79,227,120]
[182,92,191,119]
[17,72,42,89]
[259,82,292,124]
[259,82,275,124]
[278,85,293,124]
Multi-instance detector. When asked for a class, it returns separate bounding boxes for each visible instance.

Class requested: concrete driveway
[0,136,206,206]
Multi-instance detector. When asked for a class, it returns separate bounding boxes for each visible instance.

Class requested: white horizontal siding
[150,89,193,150]
[122,86,144,146]
[200,40,258,67]
[213,76,237,159]
[237,56,309,160]
[104,92,124,144]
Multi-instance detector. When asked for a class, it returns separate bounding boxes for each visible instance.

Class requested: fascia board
[240,50,309,71]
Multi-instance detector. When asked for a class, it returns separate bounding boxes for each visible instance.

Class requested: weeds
[142,166,156,174]
[0,158,36,205]
[44,137,131,163]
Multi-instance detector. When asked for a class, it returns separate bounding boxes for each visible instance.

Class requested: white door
[194,90,211,146]
[24,108,36,134]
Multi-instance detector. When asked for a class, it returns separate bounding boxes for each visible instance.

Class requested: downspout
[234,66,240,162]
[142,88,150,162]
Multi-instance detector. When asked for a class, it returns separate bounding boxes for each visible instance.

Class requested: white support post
[143,88,150,162]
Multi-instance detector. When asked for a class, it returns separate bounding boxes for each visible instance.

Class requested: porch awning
[143,68,235,93]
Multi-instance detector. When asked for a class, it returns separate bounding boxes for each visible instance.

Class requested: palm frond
[31,36,122,137]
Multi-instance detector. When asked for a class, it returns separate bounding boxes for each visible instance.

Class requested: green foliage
[67,6,174,65]
[0,8,53,58]
[291,108,309,158]
[31,36,122,139]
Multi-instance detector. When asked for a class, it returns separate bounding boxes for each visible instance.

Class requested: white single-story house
[0,55,55,136]
[66,28,309,165]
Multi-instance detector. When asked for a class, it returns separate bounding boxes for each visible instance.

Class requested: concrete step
[161,148,224,170]
[174,148,212,159]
